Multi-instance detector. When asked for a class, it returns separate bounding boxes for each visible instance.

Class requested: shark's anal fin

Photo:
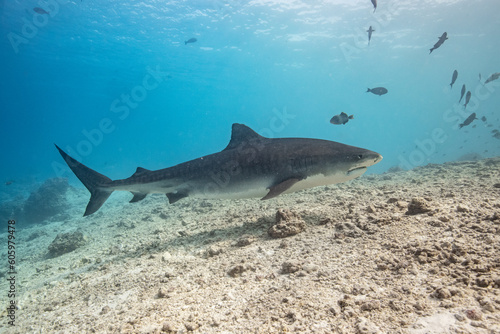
[130,192,147,203]
[166,192,188,204]
[261,177,302,200]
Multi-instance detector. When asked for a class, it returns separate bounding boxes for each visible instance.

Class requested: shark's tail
[55,145,113,216]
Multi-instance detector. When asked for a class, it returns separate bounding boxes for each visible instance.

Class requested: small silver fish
[330,112,354,125]
[429,32,448,54]
[463,91,471,109]
[459,112,477,129]
[367,87,388,96]
[449,70,458,88]
[459,84,466,103]
[367,26,375,45]
[484,72,500,85]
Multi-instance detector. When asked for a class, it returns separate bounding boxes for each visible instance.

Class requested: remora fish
[459,84,466,103]
[429,32,448,54]
[367,87,388,96]
[367,26,375,45]
[371,0,377,12]
[330,112,354,125]
[459,113,477,129]
[56,124,382,216]
[463,90,471,109]
[484,72,500,84]
[449,70,458,88]
[185,38,197,45]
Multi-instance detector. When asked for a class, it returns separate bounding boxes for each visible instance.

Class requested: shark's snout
[362,151,383,167]
[346,152,382,177]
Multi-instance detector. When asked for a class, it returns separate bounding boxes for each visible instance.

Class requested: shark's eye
[357,155,363,159]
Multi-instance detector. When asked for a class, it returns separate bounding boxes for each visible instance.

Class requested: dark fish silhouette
[449,70,458,88]
[185,38,197,45]
[493,130,500,140]
[479,73,482,82]
[459,84,466,103]
[429,32,448,54]
[330,112,354,125]
[33,7,49,15]
[5,180,13,186]
[484,72,500,84]
[367,26,375,45]
[367,87,388,96]
[459,113,477,129]
[463,91,471,109]
[481,116,487,122]
[371,0,377,12]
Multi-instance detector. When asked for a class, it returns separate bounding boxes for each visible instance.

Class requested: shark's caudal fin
[55,145,113,216]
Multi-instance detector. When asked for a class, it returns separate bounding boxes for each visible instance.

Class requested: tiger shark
[56,123,382,216]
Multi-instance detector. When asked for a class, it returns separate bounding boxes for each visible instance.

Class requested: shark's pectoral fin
[166,192,189,204]
[261,177,302,200]
[130,192,147,203]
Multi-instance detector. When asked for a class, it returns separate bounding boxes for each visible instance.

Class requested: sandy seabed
[1,157,499,334]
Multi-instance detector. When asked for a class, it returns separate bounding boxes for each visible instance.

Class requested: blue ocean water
[1,0,499,195]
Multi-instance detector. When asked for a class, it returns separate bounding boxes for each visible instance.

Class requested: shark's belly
[283,168,367,195]
[189,168,367,200]
[115,167,367,201]
[188,177,272,200]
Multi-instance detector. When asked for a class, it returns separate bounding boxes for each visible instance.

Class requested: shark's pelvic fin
[55,144,113,216]
[261,177,302,200]
[166,192,189,204]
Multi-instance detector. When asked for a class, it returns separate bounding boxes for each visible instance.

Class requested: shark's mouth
[347,166,367,175]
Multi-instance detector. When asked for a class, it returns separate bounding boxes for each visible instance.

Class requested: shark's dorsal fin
[223,123,265,151]
[132,167,151,177]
